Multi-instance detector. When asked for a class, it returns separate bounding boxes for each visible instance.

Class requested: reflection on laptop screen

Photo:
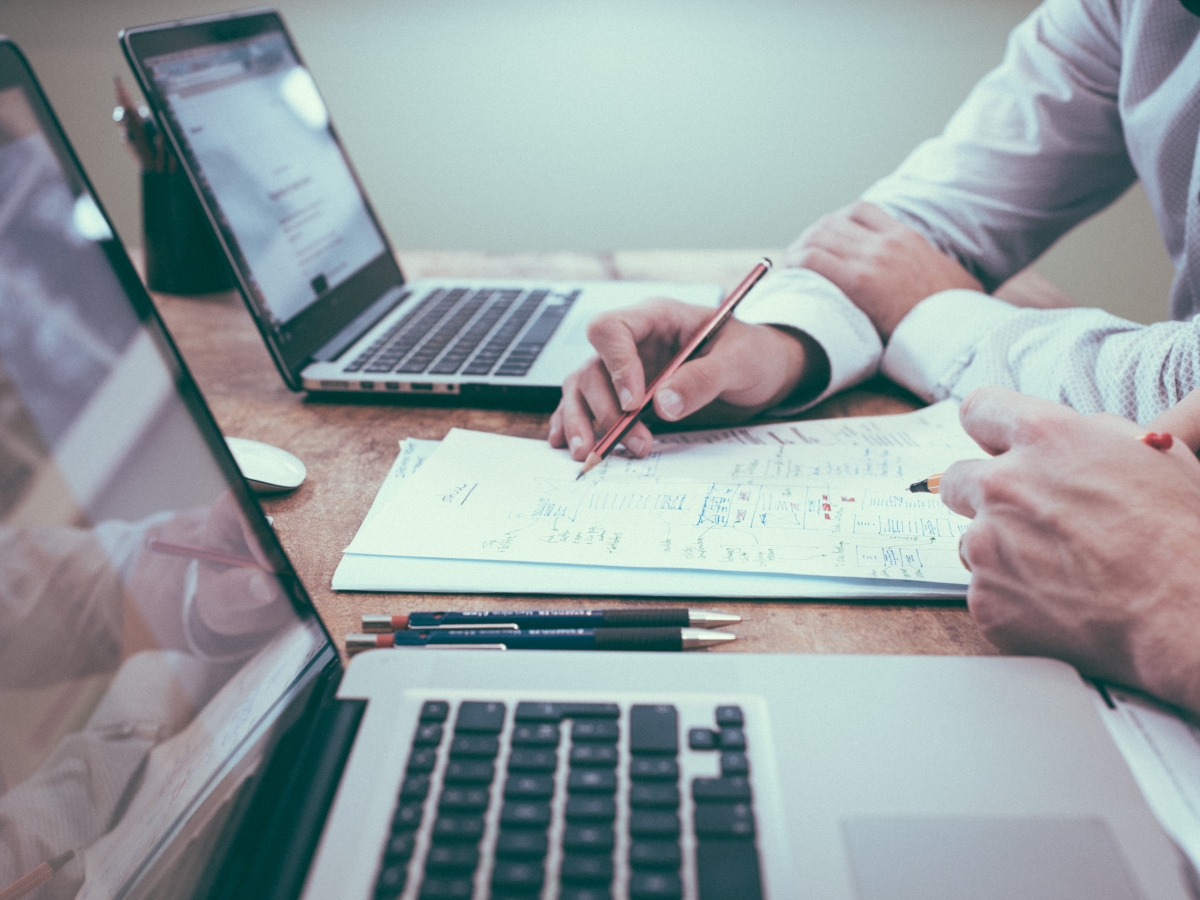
[0,75,328,899]
[144,31,386,330]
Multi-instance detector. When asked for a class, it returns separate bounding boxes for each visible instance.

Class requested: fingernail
[569,435,584,452]
[625,434,649,455]
[618,387,634,410]
[657,389,684,420]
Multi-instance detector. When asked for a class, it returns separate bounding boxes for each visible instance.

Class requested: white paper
[345,403,982,586]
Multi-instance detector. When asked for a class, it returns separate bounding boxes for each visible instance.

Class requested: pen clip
[420,623,520,631]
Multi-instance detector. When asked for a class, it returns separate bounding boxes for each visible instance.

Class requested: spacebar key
[695,839,762,900]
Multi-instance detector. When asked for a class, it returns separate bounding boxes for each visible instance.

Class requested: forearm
[883,291,1200,422]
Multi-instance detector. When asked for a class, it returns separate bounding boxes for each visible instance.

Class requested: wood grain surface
[150,250,1022,660]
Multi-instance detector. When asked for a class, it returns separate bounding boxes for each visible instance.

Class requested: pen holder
[141,167,236,296]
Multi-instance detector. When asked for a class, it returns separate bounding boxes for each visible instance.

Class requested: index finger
[956,386,1074,456]
[585,300,703,412]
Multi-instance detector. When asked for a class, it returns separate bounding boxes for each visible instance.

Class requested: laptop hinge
[310,286,409,363]
[200,658,366,900]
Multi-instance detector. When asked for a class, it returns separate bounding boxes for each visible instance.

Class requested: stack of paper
[334,402,988,599]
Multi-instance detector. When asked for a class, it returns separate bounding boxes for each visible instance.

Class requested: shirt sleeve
[861,0,1134,291]
[883,289,1200,421]
[734,267,882,414]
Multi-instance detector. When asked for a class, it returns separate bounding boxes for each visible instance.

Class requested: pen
[362,609,742,631]
[0,851,74,900]
[145,538,270,571]
[577,257,773,478]
[113,77,157,171]
[910,430,1178,494]
[346,627,736,652]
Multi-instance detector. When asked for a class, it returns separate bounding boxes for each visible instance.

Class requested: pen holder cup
[141,167,237,296]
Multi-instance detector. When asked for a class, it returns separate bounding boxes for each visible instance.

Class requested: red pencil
[145,538,270,571]
[0,851,74,900]
[577,257,773,478]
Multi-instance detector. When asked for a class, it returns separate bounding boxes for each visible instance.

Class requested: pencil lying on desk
[347,627,736,652]
[362,609,742,631]
[577,257,773,479]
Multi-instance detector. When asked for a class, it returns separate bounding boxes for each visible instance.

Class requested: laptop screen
[0,43,331,900]
[125,13,405,384]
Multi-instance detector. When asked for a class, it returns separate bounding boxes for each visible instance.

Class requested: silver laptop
[0,38,1189,900]
[119,10,719,406]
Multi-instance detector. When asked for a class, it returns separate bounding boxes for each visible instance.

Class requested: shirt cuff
[882,289,1021,402]
[734,267,883,414]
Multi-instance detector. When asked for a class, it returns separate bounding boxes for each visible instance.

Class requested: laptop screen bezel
[121,9,407,390]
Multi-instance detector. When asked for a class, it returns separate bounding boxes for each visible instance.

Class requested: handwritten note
[346,403,984,585]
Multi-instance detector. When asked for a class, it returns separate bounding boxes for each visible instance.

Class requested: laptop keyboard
[343,287,579,379]
[373,700,763,900]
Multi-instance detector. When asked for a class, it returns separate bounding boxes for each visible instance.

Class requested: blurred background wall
[2,0,1175,323]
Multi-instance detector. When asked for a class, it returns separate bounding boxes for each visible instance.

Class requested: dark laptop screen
[0,44,330,900]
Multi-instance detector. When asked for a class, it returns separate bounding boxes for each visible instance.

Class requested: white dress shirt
[740,0,1200,422]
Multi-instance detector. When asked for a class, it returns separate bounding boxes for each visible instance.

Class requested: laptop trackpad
[842,816,1143,900]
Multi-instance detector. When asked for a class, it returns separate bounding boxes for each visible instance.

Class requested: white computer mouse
[225,437,307,494]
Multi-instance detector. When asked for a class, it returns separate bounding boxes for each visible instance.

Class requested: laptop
[118,9,721,407]
[0,38,1190,900]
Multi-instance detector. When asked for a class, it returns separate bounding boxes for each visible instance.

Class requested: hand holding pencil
[551,258,830,466]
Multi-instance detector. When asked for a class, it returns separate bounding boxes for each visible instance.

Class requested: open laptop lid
[121,9,405,390]
[0,37,343,899]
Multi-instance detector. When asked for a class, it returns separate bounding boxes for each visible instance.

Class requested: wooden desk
[152,251,1065,659]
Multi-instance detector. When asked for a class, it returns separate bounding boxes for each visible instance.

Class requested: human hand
[130,493,290,653]
[938,387,1200,716]
[1145,386,1200,453]
[548,298,827,460]
[785,201,983,339]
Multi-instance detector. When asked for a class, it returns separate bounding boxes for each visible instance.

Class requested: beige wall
[1,0,1176,324]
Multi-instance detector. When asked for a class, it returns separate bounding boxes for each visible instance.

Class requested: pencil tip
[577,452,601,480]
[908,480,929,493]
[48,850,75,871]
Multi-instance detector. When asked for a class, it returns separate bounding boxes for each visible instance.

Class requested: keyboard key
[693,802,755,838]
[420,701,450,722]
[629,810,680,838]
[505,774,555,799]
[425,843,479,873]
[720,751,749,776]
[432,815,485,842]
[514,702,620,722]
[454,701,506,733]
[565,796,616,822]
[629,705,679,755]
[400,774,430,801]
[512,723,560,746]
[375,862,406,896]
[491,859,544,892]
[561,888,612,900]
[692,777,751,803]
[406,747,437,773]
[500,801,552,829]
[443,760,495,784]
[630,757,678,781]
[418,876,473,899]
[450,735,499,758]
[568,769,617,794]
[718,728,746,750]
[561,853,614,884]
[494,830,549,859]
[392,803,424,830]
[563,824,615,852]
[438,787,490,811]
[714,705,744,727]
[413,723,444,746]
[571,744,618,767]
[383,832,415,861]
[572,720,619,743]
[628,871,682,899]
[629,784,679,809]
[508,748,558,772]
[694,838,763,900]
[629,840,681,869]
[688,728,718,750]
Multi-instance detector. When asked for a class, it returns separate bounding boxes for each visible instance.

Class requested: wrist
[764,325,830,410]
